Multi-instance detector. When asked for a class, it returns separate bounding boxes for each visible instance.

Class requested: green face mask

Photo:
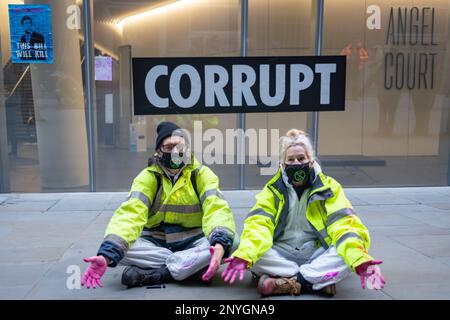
[160,152,185,169]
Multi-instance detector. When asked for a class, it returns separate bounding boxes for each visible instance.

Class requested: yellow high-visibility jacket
[232,168,373,271]
[98,156,236,266]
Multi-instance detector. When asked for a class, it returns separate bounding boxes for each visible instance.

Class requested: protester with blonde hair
[222,129,385,297]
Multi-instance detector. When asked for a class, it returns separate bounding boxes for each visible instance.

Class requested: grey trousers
[119,236,240,281]
[251,245,352,290]
[119,237,211,281]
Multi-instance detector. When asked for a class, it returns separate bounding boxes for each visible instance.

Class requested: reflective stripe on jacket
[98,156,235,266]
[232,167,373,271]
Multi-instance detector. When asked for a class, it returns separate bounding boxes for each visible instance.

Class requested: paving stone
[381,282,450,300]
[49,194,113,211]
[0,213,98,249]
[0,262,53,289]
[371,225,450,237]
[371,240,450,286]
[8,193,65,201]
[384,188,450,203]
[346,189,419,205]
[0,246,69,264]
[345,194,370,206]
[355,205,426,227]
[104,194,128,210]
[0,195,11,204]
[0,211,99,223]
[433,257,450,268]
[389,234,450,258]
[423,202,450,211]
[0,199,58,213]
[399,209,450,229]
[353,193,418,206]
[0,286,33,299]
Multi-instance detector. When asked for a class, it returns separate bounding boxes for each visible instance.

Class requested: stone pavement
[1,187,450,300]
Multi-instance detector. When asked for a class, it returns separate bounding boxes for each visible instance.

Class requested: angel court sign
[132,56,346,115]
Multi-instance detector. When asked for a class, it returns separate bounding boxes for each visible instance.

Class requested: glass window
[92,0,241,191]
[245,0,314,189]
[244,0,450,188]
[1,0,449,193]
[319,0,450,186]
[1,0,89,192]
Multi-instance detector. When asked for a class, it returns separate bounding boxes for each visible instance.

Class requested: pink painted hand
[202,244,225,281]
[81,255,107,289]
[221,256,248,284]
[355,260,386,290]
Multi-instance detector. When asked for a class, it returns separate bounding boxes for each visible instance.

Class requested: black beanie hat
[155,121,181,151]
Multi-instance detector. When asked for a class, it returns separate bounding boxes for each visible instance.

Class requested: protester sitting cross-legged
[221,129,385,297]
[81,121,237,288]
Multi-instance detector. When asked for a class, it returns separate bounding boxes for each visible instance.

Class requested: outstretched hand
[202,244,225,281]
[221,256,248,284]
[81,255,108,289]
[355,260,385,290]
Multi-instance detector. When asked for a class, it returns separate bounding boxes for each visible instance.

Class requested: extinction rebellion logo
[294,171,306,182]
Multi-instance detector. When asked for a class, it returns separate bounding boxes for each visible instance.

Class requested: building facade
[1,0,449,192]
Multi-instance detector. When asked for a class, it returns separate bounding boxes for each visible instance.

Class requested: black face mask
[285,163,311,186]
[160,152,185,170]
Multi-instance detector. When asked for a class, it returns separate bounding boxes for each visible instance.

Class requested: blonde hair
[279,129,315,163]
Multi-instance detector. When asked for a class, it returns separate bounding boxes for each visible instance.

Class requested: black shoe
[121,266,172,288]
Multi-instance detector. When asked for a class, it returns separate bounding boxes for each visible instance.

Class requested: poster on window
[95,56,113,81]
[8,4,54,64]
